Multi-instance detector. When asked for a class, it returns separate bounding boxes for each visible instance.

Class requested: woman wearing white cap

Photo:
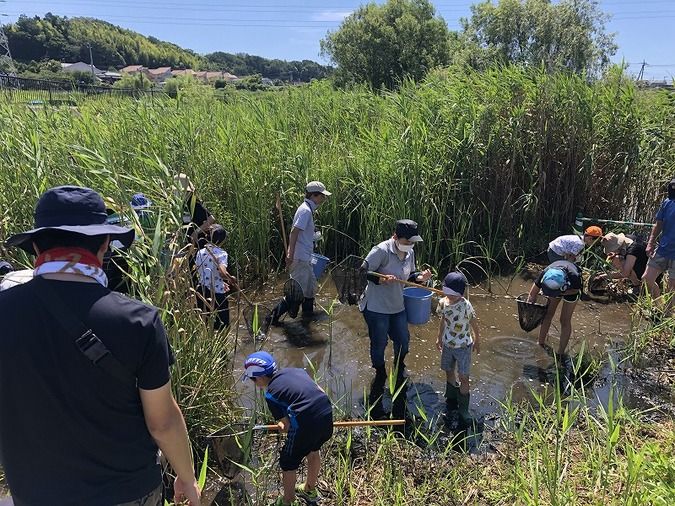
[270,181,331,324]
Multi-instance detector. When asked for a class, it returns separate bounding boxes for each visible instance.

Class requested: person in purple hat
[1,186,200,506]
[244,352,333,506]
[527,260,583,355]
[436,271,481,428]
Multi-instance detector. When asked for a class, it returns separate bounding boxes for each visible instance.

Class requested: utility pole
[0,2,18,77]
[86,43,95,76]
[637,60,646,81]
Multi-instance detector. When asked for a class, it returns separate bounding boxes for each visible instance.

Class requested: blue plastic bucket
[311,253,330,279]
[403,287,433,325]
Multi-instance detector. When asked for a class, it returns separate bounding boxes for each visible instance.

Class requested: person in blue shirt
[244,352,333,506]
[642,179,675,312]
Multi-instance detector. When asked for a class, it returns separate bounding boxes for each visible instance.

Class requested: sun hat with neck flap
[5,186,135,254]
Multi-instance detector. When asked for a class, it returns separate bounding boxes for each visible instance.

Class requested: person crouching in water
[195,225,236,329]
[244,352,333,506]
[436,272,481,428]
[527,261,583,355]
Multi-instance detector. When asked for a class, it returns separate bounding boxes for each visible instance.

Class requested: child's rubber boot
[296,484,320,504]
[444,382,460,428]
[457,392,475,430]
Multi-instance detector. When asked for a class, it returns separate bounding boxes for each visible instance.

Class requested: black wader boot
[444,382,460,427]
[457,391,474,430]
[269,298,289,326]
[301,297,314,315]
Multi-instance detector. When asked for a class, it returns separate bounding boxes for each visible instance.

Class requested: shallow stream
[232,274,637,424]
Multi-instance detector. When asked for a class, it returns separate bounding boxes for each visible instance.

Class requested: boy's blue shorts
[280,412,333,471]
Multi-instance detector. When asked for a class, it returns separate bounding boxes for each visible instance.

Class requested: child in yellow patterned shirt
[436,271,480,428]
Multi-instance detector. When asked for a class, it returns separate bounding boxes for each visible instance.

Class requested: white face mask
[396,241,414,253]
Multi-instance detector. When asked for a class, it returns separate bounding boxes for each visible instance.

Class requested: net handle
[252,419,406,431]
[370,272,445,296]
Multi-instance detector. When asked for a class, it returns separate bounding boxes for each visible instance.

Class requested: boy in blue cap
[244,352,333,506]
[436,271,481,428]
[527,260,583,355]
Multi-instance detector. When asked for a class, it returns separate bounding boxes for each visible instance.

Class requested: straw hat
[602,232,633,255]
[173,173,195,198]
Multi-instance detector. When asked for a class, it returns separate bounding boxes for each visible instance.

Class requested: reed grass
[1,67,672,279]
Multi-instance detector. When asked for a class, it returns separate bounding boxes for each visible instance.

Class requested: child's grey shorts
[441,344,473,375]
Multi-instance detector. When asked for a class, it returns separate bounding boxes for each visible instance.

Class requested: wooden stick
[253,419,406,431]
[371,272,446,296]
[276,193,289,254]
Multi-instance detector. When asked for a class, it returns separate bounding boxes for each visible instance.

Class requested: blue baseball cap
[0,260,14,276]
[243,351,277,380]
[442,271,467,296]
[5,186,134,254]
[130,193,152,210]
[541,268,568,296]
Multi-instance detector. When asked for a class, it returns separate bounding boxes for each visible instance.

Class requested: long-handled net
[283,278,304,318]
[516,293,549,332]
[208,419,405,480]
[331,255,367,305]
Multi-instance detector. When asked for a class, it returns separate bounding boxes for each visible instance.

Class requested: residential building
[120,65,146,75]
[61,62,104,75]
[145,67,173,83]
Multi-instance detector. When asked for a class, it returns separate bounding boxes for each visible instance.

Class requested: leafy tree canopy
[456,0,617,75]
[320,0,452,89]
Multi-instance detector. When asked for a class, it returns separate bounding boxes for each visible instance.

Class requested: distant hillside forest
[4,14,331,81]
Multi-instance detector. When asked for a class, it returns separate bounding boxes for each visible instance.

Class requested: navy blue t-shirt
[264,368,333,429]
[0,278,174,505]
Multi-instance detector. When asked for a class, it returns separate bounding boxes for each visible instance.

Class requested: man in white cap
[270,181,331,324]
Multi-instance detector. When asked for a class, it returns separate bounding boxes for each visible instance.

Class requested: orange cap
[584,225,603,238]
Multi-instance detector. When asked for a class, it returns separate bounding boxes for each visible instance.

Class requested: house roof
[195,71,238,80]
[171,69,195,76]
[61,62,104,75]
[147,67,172,75]
[120,65,145,73]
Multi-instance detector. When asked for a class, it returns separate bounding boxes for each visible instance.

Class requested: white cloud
[312,10,352,22]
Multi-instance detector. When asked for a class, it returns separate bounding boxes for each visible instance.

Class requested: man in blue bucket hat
[270,181,331,325]
[527,259,583,355]
[0,186,200,506]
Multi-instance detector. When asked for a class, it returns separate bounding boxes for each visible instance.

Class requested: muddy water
[232,276,632,423]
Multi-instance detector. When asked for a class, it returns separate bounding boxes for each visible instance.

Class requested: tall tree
[457,0,617,76]
[320,0,451,89]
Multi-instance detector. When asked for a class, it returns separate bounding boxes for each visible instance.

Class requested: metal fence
[0,75,159,104]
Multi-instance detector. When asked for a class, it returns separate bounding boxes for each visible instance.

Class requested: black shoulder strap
[31,277,137,388]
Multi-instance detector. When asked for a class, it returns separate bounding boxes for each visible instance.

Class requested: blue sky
[3,0,674,80]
